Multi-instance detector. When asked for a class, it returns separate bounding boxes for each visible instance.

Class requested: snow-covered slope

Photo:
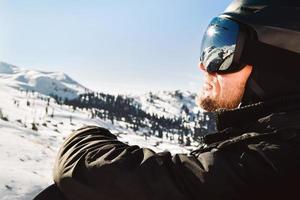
[0,61,199,200]
[0,61,88,100]
[133,90,201,119]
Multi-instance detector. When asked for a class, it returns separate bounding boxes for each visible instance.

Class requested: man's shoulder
[33,184,66,200]
[193,122,300,163]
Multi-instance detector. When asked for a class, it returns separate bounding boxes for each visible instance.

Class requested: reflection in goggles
[201,44,235,72]
[207,26,218,37]
[200,17,239,73]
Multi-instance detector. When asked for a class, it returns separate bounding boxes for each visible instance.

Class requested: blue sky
[0,0,232,94]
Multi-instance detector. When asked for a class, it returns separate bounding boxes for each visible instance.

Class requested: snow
[0,62,88,100]
[0,62,19,74]
[201,44,235,71]
[133,90,201,119]
[0,120,55,200]
[0,62,200,200]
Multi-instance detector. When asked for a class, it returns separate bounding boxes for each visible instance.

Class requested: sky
[0,0,232,95]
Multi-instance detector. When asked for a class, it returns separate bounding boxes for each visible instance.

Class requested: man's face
[197,63,253,111]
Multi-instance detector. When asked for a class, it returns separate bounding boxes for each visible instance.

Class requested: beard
[197,96,220,112]
[197,88,244,112]
[197,65,252,112]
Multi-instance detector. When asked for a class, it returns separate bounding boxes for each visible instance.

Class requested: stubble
[197,84,245,112]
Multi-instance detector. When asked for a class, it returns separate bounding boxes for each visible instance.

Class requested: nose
[198,62,217,76]
[198,62,206,72]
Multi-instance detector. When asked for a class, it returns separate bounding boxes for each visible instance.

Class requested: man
[35,0,300,199]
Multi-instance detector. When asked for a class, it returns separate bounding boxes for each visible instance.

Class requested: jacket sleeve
[52,126,254,200]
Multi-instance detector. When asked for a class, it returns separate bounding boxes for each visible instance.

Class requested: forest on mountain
[58,91,216,145]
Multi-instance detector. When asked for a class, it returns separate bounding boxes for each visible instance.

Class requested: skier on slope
[35,0,300,199]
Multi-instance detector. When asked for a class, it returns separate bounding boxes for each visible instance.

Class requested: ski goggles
[200,16,245,74]
[199,16,300,74]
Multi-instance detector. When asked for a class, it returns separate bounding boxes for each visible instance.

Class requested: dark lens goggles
[200,16,300,74]
[200,16,244,74]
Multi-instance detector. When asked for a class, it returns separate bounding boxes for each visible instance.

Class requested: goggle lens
[200,17,240,73]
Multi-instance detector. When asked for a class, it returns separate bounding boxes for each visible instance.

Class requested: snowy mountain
[0,61,212,200]
[133,90,201,119]
[200,44,235,71]
[0,61,88,100]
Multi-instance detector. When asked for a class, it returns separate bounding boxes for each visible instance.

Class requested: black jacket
[34,95,300,200]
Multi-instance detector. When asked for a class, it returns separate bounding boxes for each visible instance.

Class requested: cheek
[218,75,244,99]
[216,76,228,95]
[212,80,221,96]
[217,76,240,100]
[202,75,220,96]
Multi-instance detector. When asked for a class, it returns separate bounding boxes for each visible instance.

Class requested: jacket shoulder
[33,184,67,200]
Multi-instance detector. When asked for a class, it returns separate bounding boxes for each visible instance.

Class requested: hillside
[0,61,88,100]
[0,62,215,200]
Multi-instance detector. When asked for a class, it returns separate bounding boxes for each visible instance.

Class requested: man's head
[197,64,252,112]
[197,0,300,111]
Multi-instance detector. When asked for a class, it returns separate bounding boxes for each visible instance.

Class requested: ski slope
[0,62,199,200]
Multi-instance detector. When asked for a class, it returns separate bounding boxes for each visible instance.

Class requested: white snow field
[0,62,199,200]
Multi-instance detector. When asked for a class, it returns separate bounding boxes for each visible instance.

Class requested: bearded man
[35,0,300,199]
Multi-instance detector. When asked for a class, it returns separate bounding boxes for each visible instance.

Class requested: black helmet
[222,0,300,104]
[224,0,300,54]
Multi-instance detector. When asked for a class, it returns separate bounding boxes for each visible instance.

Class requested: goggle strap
[247,77,266,99]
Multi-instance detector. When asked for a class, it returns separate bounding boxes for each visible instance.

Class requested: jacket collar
[198,94,300,146]
[216,94,300,131]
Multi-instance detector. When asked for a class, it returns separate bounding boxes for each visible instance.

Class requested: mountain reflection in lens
[200,17,239,73]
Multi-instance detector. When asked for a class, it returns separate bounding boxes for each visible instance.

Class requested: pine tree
[51,108,54,118]
[158,129,163,138]
[0,108,8,121]
[185,136,191,146]
[32,122,38,131]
